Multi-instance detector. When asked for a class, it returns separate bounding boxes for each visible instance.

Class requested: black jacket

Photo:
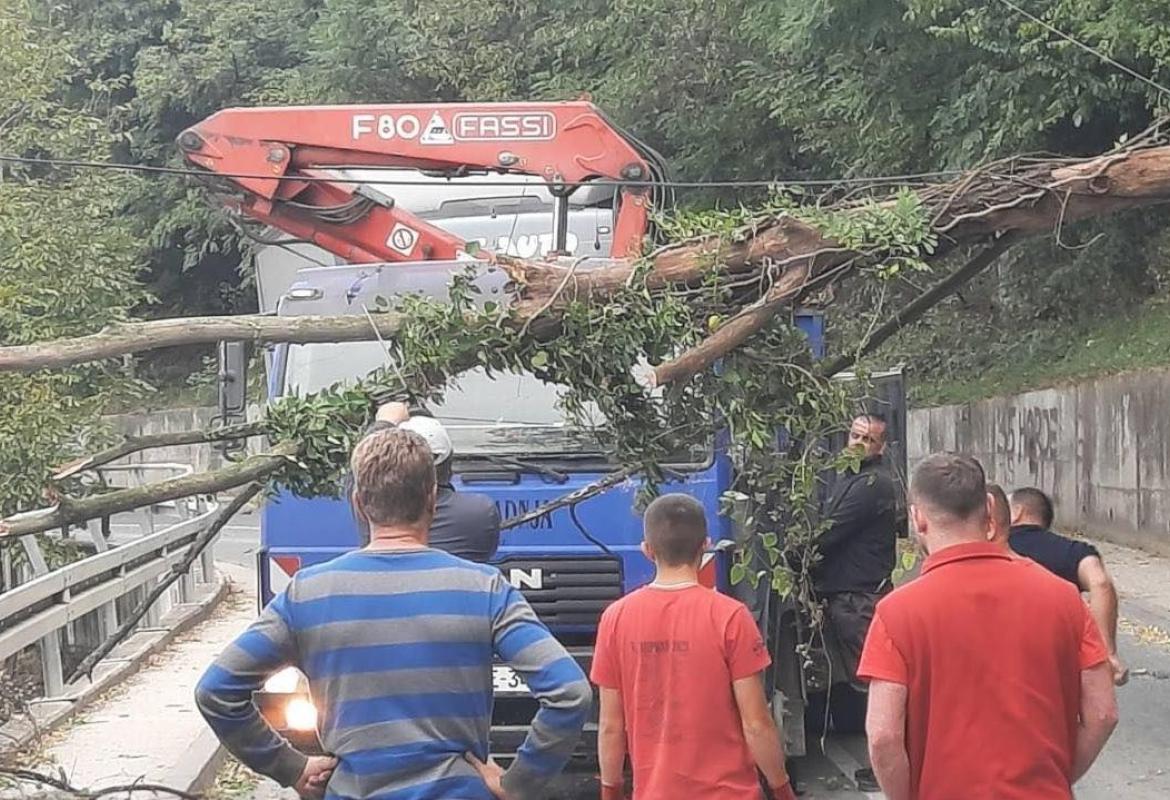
[812,455,898,594]
[346,422,501,562]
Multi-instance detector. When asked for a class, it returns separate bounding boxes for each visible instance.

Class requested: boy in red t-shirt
[590,494,796,800]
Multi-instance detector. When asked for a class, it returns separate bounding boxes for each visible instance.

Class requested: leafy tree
[0,1,147,516]
[9,0,1170,402]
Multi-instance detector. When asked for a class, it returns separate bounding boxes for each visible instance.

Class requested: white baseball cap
[399,416,453,464]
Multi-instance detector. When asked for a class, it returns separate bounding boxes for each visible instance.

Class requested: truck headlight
[285,697,318,731]
[264,666,303,694]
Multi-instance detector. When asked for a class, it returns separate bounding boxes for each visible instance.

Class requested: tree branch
[0,766,200,800]
[1,445,294,539]
[67,483,263,684]
[819,235,1020,378]
[499,466,638,530]
[650,260,817,388]
[53,420,268,481]
[0,314,405,373]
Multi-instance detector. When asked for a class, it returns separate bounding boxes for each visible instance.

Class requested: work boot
[854,767,880,792]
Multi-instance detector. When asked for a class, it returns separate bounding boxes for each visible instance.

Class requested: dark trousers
[807,590,883,737]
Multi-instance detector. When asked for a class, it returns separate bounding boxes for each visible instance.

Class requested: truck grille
[496,556,622,627]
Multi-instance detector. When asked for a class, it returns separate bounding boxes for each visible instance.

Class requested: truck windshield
[283,341,608,457]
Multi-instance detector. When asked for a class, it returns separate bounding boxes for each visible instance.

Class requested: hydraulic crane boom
[177,102,663,263]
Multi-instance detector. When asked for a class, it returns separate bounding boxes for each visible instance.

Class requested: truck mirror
[217,340,250,427]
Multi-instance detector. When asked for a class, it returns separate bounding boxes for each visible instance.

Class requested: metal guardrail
[0,463,221,699]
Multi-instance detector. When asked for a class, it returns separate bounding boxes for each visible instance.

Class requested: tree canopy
[0,0,1159,391]
[0,1,147,517]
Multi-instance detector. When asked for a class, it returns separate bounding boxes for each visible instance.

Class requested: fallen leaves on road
[206,756,260,800]
[1119,618,1170,649]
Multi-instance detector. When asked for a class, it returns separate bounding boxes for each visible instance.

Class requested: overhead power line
[992,0,1170,100]
[0,153,962,191]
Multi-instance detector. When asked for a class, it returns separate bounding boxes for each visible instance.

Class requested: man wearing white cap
[349,402,500,562]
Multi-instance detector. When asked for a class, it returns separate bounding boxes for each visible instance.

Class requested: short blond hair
[350,428,436,527]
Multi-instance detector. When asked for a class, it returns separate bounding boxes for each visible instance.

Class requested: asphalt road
[116,509,1170,798]
[1077,594,1170,798]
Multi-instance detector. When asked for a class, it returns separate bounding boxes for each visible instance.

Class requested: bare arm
[866,680,912,800]
[597,688,626,792]
[731,672,791,792]
[1077,556,1126,684]
[1072,662,1119,782]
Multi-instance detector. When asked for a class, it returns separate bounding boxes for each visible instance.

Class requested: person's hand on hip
[465,753,510,799]
[293,755,337,800]
[1110,653,1130,686]
[770,778,799,800]
[599,779,628,800]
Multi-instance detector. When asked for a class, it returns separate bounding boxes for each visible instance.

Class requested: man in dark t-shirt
[1010,487,1127,686]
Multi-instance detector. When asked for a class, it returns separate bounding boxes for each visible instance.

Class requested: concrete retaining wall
[103,405,264,477]
[908,369,1170,555]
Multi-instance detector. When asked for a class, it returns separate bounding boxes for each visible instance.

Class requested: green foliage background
[0,2,148,517]
[5,0,1170,522]
[2,0,1165,394]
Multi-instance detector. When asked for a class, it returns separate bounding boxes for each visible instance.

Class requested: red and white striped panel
[698,551,719,588]
[267,555,301,596]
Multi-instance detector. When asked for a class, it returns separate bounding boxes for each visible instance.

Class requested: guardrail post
[196,494,216,585]
[1,544,10,593]
[142,581,162,628]
[40,631,66,697]
[200,547,216,585]
[21,537,66,697]
[98,516,119,637]
[179,564,195,603]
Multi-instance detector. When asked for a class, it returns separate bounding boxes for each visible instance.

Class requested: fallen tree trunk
[0,315,407,373]
[4,143,1170,377]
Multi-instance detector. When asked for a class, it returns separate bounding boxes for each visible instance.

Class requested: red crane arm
[178,102,654,262]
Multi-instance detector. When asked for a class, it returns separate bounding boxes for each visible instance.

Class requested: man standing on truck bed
[1009,487,1128,686]
[350,401,500,561]
[196,427,591,800]
[810,413,899,790]
[591,494,797,800]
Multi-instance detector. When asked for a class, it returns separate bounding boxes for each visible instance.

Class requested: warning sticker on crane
[420,112,454,145]
[387,223,419,256]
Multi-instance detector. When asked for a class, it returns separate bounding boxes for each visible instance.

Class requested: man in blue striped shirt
[195,427,592,799]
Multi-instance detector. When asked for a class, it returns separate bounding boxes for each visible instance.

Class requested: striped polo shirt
[195,548,591,799]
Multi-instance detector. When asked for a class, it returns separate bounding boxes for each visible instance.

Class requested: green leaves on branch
[261,196,935,610]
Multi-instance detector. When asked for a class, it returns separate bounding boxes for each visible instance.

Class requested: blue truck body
[243,172,902,763]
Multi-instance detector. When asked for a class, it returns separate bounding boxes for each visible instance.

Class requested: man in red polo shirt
[858,454,1119,799]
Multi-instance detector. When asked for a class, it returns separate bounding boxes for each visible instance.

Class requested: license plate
[492,666,530,696]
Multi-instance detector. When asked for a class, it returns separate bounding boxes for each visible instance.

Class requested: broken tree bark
[4,143,1170,378]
